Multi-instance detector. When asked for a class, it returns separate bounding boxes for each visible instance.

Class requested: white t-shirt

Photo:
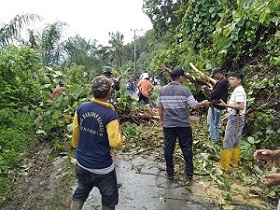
[228,85,246,116]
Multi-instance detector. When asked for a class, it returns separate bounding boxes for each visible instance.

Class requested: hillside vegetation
[0,0,279,209]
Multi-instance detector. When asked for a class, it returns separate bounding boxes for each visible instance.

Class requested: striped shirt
[156,81,198,127]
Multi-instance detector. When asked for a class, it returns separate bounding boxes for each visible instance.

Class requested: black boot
[102,205,115,210]
[70,199,84,210]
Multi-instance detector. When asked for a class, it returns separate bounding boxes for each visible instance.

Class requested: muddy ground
[1,140,274,210]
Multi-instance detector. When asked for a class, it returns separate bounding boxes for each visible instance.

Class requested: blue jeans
[163,127,193,178]
[207,107,223,143]
[73,165,119,206]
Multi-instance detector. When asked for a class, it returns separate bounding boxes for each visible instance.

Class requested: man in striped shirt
[156,66,209,182]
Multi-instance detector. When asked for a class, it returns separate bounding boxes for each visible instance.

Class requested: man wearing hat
[207,67,229,144]
[70,75,125,210]
[156,66,209,183]
[102,67,123,107]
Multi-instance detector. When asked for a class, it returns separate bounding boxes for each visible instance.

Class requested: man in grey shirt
[156,66,209,182]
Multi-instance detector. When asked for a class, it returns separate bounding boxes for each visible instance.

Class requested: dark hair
[228,71,243,80]
[93,90,108,98]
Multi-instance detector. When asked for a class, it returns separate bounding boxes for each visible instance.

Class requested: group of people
[206,68,246,171]
[68,66,279,210]
[51,66,156,108]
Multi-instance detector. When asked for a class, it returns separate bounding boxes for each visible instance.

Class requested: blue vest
[76,101,118,169]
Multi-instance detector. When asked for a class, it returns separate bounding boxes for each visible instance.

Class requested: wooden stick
[189,63,217,86]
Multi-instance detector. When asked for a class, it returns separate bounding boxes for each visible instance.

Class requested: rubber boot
[220,149,232,171]
[70,199,84,210]
[231,147,240,167]
[102,205,115,210]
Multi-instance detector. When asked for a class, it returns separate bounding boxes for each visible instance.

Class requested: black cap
[171,66,187,77]
[211,67,223,78]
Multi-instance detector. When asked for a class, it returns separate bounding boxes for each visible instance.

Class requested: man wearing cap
[51,80,66,99]
[207,67,229,144]
[70,76,125,210]
[102,67,123,107]
[156,66,210,183]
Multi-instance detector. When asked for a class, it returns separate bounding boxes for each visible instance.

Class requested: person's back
[75,101,121,169]
[159,81,193,127]
[157,66,209,182]
[137,73,154,105]
[70,75,124,210]
[138,78,154,97]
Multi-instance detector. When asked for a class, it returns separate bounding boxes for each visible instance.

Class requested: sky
[0,0,153,45]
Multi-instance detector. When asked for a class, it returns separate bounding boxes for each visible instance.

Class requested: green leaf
[54,70,63,76]
[223,205,235,210]
[67,123,73,133]
[217,38,232,50]
[218,196,225,205]
[266,129,275,135]
[259,12,267,24]
[70,86,83,99]
[247,136,255,144]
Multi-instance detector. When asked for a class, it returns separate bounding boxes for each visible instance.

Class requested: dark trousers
[163,127,193,178]
[73,165,119,206]
[138,93,149,105]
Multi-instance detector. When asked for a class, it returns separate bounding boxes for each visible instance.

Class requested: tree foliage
[40,21,67,66]
[0,13,41,47]
[0,45,41,109]
[0,3,279,207]
[143,0,185,37]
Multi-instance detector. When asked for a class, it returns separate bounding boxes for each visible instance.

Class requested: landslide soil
[0,141,74,210]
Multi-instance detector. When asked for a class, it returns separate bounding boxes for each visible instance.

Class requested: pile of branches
[118,108,159,125]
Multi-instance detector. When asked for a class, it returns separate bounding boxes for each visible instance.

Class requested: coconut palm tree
[108,31,124,67]
[0,13,41,48]
[63,35,102,68]
[40,21,67,66]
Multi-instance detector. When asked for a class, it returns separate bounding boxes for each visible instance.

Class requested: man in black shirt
[207,67,229,144]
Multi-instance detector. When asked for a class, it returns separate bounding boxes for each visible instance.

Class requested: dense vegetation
[0,0,279,208]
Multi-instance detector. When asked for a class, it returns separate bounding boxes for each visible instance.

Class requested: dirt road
[0,142,269,210]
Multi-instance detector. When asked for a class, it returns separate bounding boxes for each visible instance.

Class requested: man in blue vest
[70,75,125,210]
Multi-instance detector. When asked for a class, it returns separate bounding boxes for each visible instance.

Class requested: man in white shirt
[218,72,246,171]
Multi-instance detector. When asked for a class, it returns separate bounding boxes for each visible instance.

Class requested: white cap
[140,73,149,80]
